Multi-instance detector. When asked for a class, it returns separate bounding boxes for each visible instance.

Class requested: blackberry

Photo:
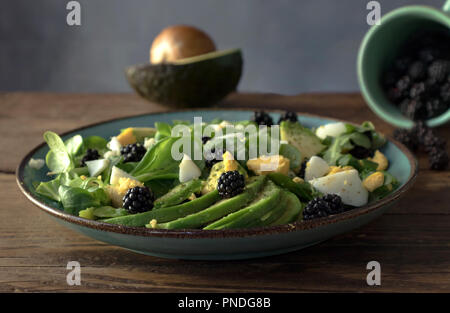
[217,170,245,198]
[81,149,100,166]
[411,120,432,147]
[425,98,448,119]
[396,75,411,93]
[204,147,223,168]
[349,145,374,159]
[440,83,450,102]
[201,136,211,144]
[252,111,273,126]
[428,147,449,170]
[400,98,427,120]
[278,111,298,123]
[409,82,426,99]
[408,61,426,81]
[387,87,403,104]
[122,186,154,214]
[423,129,447,152]
[394,57,412,72]
[428,60,449,83]
[393,129,418,151]
[120,143,146,163]
[418,47,440,64]
[322,194,344,213]
[303,194,344,221]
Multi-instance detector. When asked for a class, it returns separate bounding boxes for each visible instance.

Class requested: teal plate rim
[16,108,418,239]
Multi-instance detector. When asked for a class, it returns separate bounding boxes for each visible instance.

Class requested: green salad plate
[16,110,417,260]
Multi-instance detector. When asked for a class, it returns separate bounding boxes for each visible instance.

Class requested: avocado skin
[126,50,243,108]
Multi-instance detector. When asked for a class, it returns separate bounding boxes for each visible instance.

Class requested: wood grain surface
[0,92,449,292]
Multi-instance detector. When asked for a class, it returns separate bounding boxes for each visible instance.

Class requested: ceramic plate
[16,110,418,260]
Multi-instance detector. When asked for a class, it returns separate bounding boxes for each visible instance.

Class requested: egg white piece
[86,159,110,177]
[110,166,136,185]
[179,154,201,183]
[107,136,122,153]
[305,156,330,181]
[315,122,347,140]
[310,169,368,207]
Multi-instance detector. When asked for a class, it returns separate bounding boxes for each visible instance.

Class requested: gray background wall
[0,0,444,94]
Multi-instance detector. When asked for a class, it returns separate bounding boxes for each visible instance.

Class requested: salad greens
[32,114,400,229]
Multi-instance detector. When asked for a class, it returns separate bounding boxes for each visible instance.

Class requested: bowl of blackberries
[358,4,450,171]
[387,30,449,171]
[382,29,450,126]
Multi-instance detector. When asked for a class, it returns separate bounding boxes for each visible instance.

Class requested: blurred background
[0,0,444,94]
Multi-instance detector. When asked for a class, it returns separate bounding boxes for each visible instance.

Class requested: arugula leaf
[323,131,374,165]
[346,121,386,149]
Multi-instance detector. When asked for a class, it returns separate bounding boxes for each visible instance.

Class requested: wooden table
[1,92,449,292]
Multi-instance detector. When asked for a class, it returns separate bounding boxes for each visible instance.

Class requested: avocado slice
[259,194,289,226]
[203,180,281,230]
[155,175,266,229]
[246,191,289,228]
[104,190,220,227]
[280,121,325,161]
[268,172,319,202]
[126,49,243,108]
[153,179,203,209]
[279,143,302,170]
[270,190,303,225]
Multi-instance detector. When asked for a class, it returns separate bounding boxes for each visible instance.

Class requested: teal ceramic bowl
[358,1,450,129]
[16,110,417,260]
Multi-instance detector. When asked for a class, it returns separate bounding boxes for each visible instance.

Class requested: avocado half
[125,49,243,108]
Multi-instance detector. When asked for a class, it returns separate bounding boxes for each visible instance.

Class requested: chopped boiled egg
[309,169,368,206]
[247,155,290,175]
[85,159,110,177]
[110,166,137,185]
[368,150,389,171]
[179,154,201,183]
[223,151,238,171]
[362,171,384,192]
[304,156,330,181]
[315,122,347,140]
